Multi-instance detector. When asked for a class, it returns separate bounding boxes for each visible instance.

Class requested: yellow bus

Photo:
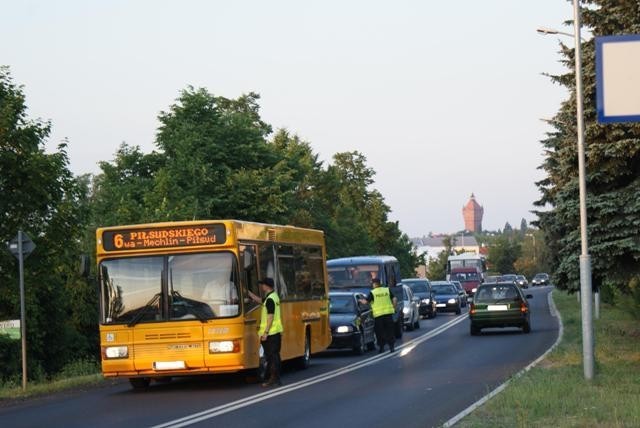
[96,220,331,389]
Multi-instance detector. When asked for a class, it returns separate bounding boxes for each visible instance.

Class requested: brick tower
[462,193,483,232]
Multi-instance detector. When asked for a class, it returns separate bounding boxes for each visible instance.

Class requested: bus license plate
[153,361,186,370]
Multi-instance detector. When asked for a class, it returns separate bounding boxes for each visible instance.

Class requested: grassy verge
[0,374,106,401]
[0,359,108,401]
[456,289,640,428]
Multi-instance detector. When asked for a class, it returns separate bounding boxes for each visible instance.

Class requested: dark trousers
[374,314,395,350]
[263,333,282,382]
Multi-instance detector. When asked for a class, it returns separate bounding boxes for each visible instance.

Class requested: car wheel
[523,321,531,334]
[470,324,480,336]
[366,332,377,351]
[406,318,414,331]
[353,330,365,355]
[455,305,462,315]
[413,312,420,329]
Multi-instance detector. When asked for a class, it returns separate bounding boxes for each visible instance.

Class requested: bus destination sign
[102,224,227,251]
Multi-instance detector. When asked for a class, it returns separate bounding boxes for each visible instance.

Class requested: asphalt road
[0,286,558,428]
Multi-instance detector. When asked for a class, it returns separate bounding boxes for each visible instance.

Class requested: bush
[0,335,20,382]
[54,358,100,380]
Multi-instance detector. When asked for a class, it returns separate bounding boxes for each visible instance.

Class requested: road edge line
[441,287,564,427]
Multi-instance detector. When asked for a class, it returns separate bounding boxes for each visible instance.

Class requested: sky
[1,0,574,237]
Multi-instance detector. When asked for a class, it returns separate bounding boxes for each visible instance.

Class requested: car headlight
[472,288,477,293]
[402,307,410,314]
[104,346,128,359]
[209,340,240,353]
[421,298,430,304]
[336,325,353,333]
[448,298,456,304]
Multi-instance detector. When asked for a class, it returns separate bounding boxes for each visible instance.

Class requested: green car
[469,282,533,335]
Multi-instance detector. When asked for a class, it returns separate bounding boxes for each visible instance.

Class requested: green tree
[426,236,452,280]
[535,1,640,304]
[0,67,95,380]
[487,235,521,274]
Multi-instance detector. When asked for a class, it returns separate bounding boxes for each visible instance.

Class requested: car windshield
[100,252,239,324]
[475,285,520,302]
[408,284,428,293]
[328,264,381,288]
[330,295,356,314]
[432,284,456,294]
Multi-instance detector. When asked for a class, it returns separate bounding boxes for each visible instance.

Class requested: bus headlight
[336,325,353,333]
[472,288,477,293]
[209,340,240,353]
[104,346,128,359]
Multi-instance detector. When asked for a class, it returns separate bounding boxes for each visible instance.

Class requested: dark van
[327,256,404,338]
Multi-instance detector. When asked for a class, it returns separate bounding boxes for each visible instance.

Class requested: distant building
[462,193,484,232]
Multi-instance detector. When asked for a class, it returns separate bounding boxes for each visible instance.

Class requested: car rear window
[474,285,520,302]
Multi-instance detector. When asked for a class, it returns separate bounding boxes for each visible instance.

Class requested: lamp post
[538,0,594,380]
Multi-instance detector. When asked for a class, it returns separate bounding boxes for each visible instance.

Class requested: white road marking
[150,314,469,428]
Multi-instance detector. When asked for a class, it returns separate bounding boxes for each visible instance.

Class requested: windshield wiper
[128,293,161,327]
[170,290,209,323]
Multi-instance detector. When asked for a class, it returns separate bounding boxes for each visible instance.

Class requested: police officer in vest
[360,277,397,353]
[248,277,283,387]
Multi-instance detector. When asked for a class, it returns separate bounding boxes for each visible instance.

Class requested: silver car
[400,284,420,331]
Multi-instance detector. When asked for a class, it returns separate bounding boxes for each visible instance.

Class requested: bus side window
[240,244,260,310]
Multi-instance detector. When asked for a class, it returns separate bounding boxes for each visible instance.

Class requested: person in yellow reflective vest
[248,277,283,387]
[359,277,397,353]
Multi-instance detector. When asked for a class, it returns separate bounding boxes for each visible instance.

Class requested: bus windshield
[450,271,480,282]
[100,252,239,324]
[327,264,381,288]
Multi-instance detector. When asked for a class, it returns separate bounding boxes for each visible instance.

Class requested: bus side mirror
[79,254,91,278]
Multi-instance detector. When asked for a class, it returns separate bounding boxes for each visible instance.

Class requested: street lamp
[538,0,594,381]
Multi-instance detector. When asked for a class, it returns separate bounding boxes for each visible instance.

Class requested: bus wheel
[129,377,150,390]
[297,331,311,369]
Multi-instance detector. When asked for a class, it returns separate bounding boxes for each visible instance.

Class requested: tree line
[0,69,418,383]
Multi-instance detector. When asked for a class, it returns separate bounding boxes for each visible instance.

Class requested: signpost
[0,320,21,339]
[7,230,35,391]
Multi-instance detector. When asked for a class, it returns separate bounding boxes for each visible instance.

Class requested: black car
[470,282,533,335]
[450,280,468,307]
[430,281,462,315]
[329,291,376,354]
[401,278,437,319]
